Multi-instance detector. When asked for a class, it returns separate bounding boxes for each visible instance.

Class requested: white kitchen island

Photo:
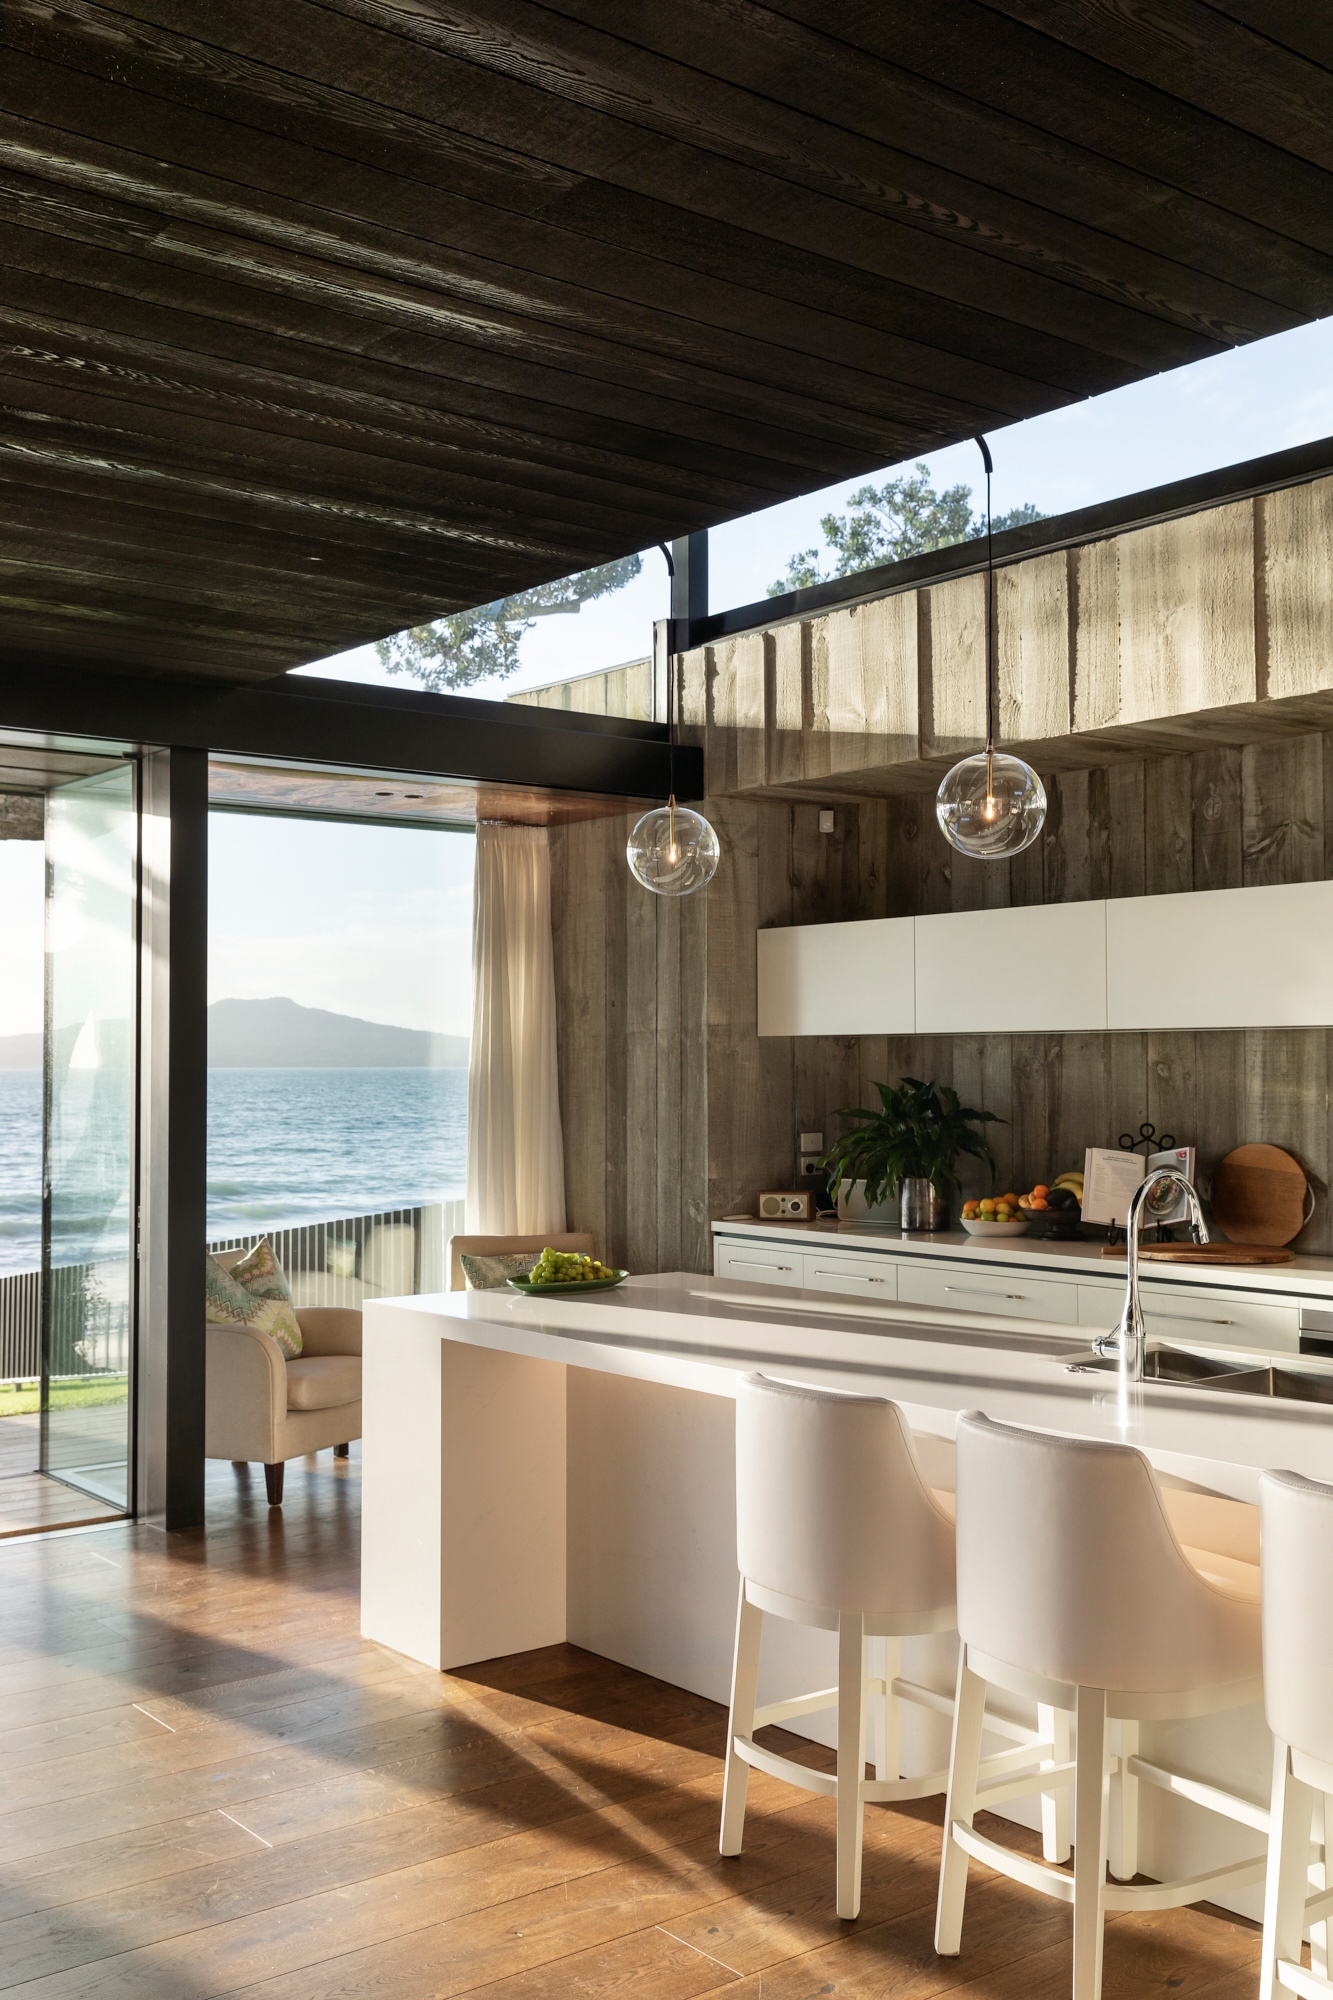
[362,1271,1333,1918]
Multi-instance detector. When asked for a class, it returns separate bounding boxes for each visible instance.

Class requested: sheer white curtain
[466,823,567,1234]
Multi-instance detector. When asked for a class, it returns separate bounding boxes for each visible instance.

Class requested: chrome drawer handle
[945,1285,1025,1300]
[1148,1311,1235,1326]
[776,1265,793,1272]
[815,1271,887,1283]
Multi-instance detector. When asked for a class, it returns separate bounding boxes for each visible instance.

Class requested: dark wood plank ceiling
[2,0,1331,684]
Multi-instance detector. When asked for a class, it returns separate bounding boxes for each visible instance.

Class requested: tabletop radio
[757,1189,814,1221]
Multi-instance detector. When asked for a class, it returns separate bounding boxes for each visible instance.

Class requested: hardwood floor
[0,1449,1263,1998]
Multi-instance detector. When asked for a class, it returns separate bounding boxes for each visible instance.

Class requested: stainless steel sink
[1068,1345,1333,1404]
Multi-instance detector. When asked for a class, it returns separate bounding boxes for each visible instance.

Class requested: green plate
[507,1271,629,1295]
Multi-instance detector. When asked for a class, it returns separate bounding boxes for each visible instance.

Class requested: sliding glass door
[42,765,138,1509]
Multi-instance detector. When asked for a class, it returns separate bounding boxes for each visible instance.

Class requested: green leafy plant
[820,1077,1003,1207]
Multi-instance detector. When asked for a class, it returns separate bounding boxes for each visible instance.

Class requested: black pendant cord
[658,539,678,830]
[974,434,996,804]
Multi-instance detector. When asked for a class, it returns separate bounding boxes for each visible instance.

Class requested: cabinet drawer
[801,1252,898,1300]
[714,1242,802,1288]
[1077,1281,1300,1354]
[897,1263,1079,1324]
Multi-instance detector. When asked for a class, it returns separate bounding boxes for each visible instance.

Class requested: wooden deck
[0,1447,1265,1997]
[0,1413,125,1537]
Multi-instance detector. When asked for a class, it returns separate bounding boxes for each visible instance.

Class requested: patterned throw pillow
[459,1251,540,1290]
[206,1238,303,1359]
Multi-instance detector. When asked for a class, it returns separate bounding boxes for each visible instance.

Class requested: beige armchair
[448,1231,594,1290]
[206,1250,362,1503]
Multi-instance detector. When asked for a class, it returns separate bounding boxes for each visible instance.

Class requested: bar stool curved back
[937,1411,1265,2000]
[1260,1467,1333,2000]
[722,1375,1051,1921]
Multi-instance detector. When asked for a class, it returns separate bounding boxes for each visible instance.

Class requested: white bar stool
[720,1374,1051,1921]
[1260,1467,1333,2000]
[936,1411,1265,2000]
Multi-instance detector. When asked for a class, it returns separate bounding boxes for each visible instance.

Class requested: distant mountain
[208,998,469,1067]
[0,1000,470,1070]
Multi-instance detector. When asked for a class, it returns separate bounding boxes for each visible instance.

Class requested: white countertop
[387,1272,1333,1502]
[711,1215,1333,1298]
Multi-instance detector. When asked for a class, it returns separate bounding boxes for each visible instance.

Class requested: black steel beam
[163,747,208,1532]
[0,666,700,803]
[689,430,1333,649]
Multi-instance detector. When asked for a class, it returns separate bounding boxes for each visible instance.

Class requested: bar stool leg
[1110,1717,1139,1881]
[1072,1686,1111,2000]
[720,1582,762,1858]
[836,1610,868,1919]
[1039,1701,1072,1864]
[1262,1741,1316,2000]
[877,1637,902,1784]
[935,1648,987,1955]
[1313,1793,1329,1980]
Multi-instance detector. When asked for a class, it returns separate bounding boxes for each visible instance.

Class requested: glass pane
[43,765,137,1510]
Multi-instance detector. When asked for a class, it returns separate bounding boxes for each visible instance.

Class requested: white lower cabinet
[801,1251,898,1300]
[714,1240,803,1288]
[897,1262,1081,1325]
[1077,1281,1301,1354]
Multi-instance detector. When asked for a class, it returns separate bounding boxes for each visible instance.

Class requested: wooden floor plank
[0,1448,1269,2000]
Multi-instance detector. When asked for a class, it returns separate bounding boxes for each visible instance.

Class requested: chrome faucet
[1091,1168,1209,1382]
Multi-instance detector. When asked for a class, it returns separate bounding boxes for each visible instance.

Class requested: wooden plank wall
[798,736,1333,1253]
[551,736,1333,1267]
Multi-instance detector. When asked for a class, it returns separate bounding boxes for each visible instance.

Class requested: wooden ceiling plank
[761,1,1333,257]
[28,0,1247,371]
[0,37,1295,387]
[0,89,1129,415]
[548,0,1333,315]
[0,374,684,557]
[1204,5,1333,72]
[0,224,928,486]
[0,133,1075,434]
[985,0,1333,173]
[0,473,619,609]
[0,273,806,506]
[0,326,772,528]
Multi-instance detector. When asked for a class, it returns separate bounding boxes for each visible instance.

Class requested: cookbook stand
[1104,1121,1178,1248]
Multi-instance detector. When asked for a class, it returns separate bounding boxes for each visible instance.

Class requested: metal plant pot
[901,1178,948,1232]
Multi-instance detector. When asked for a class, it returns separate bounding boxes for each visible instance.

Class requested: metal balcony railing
[0,1197,466,1382]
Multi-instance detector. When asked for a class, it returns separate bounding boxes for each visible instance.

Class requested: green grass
[0,1377,129,1418]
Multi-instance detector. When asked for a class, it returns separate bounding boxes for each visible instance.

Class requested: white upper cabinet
[1105,879,1333,1029]
[756,915,915,1036]
[914,902,1107,1033]
[758,878,1333,1036]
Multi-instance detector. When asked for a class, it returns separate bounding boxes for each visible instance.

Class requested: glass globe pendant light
[626,791,719,896]
[627,547,720,896]
[935,439,1047,860]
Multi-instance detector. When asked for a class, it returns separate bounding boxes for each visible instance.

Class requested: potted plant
[820,1077,1003,1231]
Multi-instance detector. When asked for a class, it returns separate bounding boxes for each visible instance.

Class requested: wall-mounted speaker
[757,1189,813,1221]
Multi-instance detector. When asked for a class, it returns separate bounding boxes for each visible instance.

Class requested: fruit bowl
[961,1217,1030,1237]
[507,1270,629,1295]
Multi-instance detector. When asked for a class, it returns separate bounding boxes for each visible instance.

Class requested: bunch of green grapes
[530,1248,618,1285]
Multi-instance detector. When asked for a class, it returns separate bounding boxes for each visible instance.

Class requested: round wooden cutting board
[1134,1242,1296,1265]
[1211,1144,1310,1246]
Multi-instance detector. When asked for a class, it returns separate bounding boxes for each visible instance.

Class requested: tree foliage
[376,553,644,692]
[768,465,1046,596]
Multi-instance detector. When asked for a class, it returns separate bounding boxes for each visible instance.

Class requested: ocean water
[0,1067,468,1273]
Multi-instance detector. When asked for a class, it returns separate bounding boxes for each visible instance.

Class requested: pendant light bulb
[627,794,718,897]
[935,437,1046,862]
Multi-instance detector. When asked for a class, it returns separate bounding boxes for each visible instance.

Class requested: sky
[207,814,475,1037]
[295,314,1333,705]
